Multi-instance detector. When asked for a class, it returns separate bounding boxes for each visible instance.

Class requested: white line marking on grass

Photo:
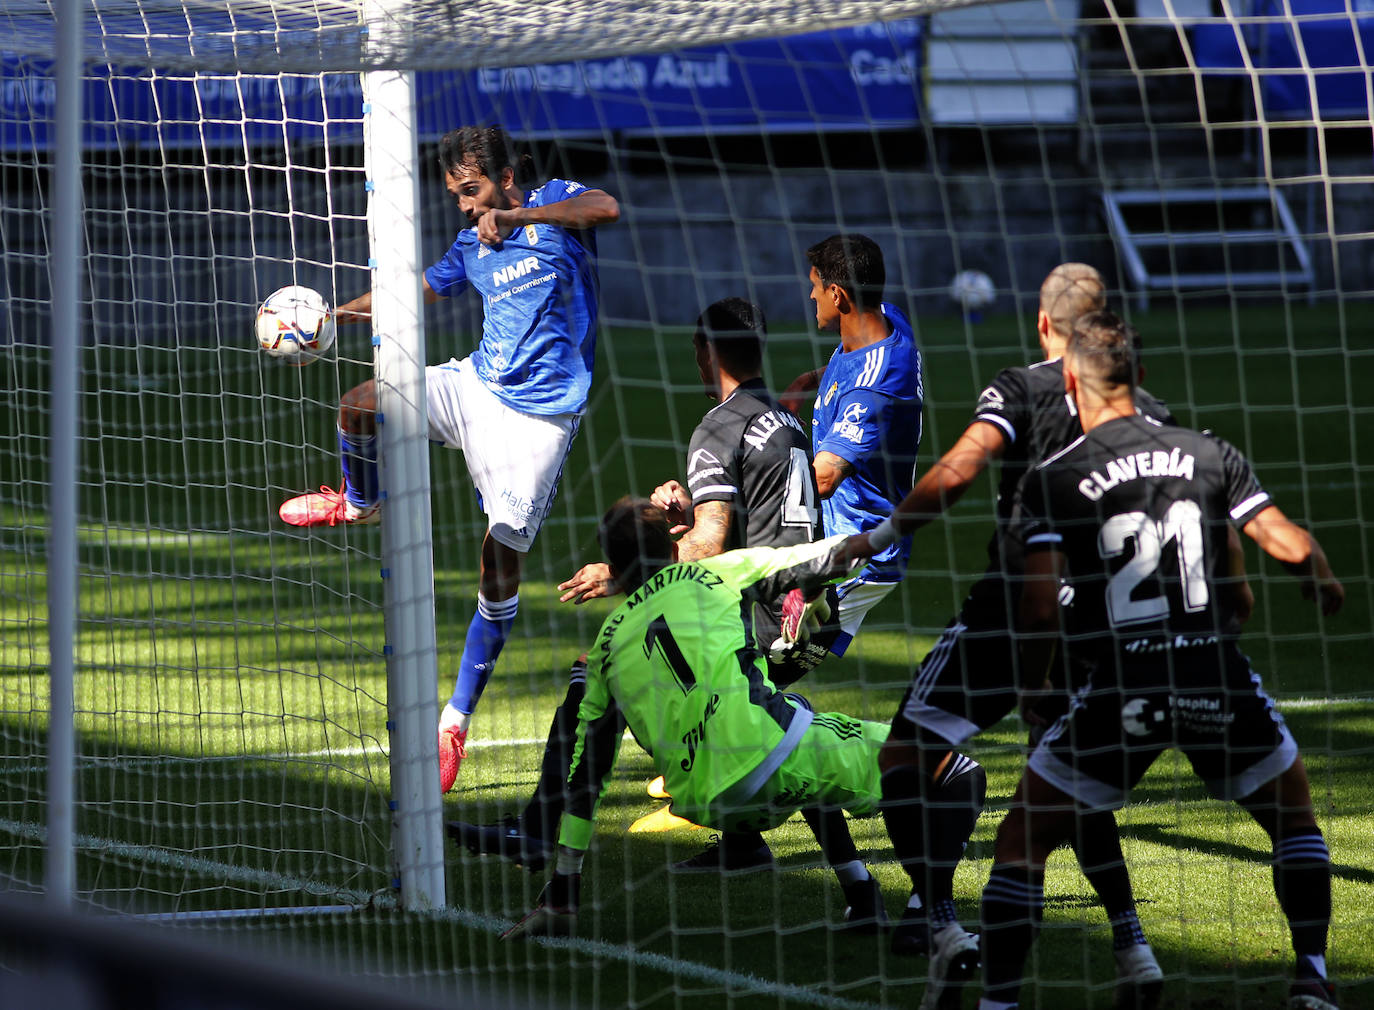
[0,731,635,774]
[0,816,884,1010]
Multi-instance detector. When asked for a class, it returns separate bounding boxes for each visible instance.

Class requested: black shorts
[892,575,1027,744]
[1028,643,1297,810]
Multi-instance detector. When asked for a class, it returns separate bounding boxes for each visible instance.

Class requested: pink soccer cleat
[438,725,468,793]
[279,486,380,527]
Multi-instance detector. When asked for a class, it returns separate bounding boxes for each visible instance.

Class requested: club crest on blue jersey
[524,224,539,244]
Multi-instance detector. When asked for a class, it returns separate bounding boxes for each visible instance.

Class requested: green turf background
[0,300,1369,1008]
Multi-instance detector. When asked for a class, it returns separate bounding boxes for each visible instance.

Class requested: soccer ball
[948,270,996,314]
[255,285,336,364]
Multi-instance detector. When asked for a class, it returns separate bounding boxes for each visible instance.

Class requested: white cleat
[1114,943,1164,1010]
[919,925,980,1010]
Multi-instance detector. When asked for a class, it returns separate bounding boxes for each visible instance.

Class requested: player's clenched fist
[650,479,693,534]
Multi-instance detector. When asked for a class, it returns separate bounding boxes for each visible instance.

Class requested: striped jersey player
[277,126,621,792]
[800,234,924,654]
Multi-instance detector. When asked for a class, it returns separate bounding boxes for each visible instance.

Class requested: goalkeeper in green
[503,497,884,939]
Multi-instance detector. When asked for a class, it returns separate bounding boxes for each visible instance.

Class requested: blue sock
[338,428,379,510]
[448,594,519,715]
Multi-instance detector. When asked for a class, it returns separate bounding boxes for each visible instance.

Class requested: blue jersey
[424,179,600,416]
[811,302,923,581]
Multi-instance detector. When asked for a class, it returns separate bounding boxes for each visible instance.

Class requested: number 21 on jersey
[1099,499,1208,626]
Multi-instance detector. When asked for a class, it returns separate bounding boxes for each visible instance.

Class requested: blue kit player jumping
[784,233,924,653]
[279,126,620,792]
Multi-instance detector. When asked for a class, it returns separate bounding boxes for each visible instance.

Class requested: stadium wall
[2,153,1368,350]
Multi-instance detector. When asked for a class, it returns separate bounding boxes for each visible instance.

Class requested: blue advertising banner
[445,20,921,135]
[1191,0,1374,118]
[2,20,919,151]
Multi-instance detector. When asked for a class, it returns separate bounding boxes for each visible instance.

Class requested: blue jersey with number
[811,302,923,581]
[424,179,600,416]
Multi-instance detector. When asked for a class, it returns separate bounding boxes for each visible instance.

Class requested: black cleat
[446,815,554,873]
[890,905,931,957]
[671,834,775,874]
[840,874,890,934]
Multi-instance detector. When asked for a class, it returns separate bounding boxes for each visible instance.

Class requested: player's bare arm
[836,420,1007,568]
[813,451,853,499]
[333,277,444,326]
[779,367,824,415]
[675,500,731,563]
[649,478,693,535]
[478,189,621,246]
[1241,505,1344,615]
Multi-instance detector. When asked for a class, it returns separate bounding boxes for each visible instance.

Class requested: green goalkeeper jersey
[558,536,847,853]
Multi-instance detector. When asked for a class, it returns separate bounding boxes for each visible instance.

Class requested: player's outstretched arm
[557,562,619,605]
[1241,505,1344,616]
[840,421,1007,566]
[333,277,443,326]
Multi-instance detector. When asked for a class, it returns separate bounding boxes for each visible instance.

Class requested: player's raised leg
[279,379,383,527]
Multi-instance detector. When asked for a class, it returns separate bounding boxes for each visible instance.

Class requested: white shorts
[827,577,898,656]
[426,356,579,553]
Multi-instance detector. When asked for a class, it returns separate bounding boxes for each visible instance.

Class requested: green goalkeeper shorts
[693,711,888,833]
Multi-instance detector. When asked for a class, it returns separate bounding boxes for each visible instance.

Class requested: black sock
[519,662,586,840]
[1074,809,1137,923]
[1273,829,1331,973]
[802,806,860,866]
[880,765,927,899]
[981,862,1044,1005]
[923,755,987,905]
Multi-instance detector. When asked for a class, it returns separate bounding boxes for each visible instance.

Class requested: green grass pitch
[0,300,1370,1008]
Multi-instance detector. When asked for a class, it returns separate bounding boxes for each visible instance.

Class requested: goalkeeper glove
[501,872,580,941]
[780,588,830,644]
[769,588,832,664]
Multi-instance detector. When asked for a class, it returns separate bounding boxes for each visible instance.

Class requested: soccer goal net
[1,0,1368,1005]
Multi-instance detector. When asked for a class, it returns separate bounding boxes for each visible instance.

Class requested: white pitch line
[0,815,884,1010]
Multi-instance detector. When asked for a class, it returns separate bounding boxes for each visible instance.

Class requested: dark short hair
[597,497,674,593]
[806,234,886,308]
[436,126,534,185]
[694,297,766,374]
[1068,310,1139,388]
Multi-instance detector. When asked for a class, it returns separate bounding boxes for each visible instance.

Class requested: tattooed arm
[676,500,732,563]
